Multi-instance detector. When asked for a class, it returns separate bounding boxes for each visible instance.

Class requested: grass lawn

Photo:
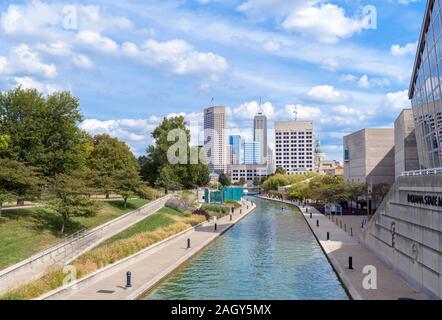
[0,199,149,270]
[1,207,205,300]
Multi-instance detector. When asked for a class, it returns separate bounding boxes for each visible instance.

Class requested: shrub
[193,208,210,221]
[224,200,241,208]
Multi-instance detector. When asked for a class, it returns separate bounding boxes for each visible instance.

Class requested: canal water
[146,197,349,300]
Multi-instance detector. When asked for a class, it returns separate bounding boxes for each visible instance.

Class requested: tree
[140,116,210,189]
[0,88,89,177]
[275,166,286,175]
[49,172,98,234]
[155,165,181,194]
[87,134,140,198]
[0,134,10,151]
[346,182,366,207]
[113,170,143,208]
[0,158,43,208]
[218,173,231,187]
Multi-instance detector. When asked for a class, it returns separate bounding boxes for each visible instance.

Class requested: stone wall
[361,174,442,298]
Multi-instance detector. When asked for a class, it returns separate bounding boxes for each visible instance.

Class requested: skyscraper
[274,120,315,174]
[228,135,242,165]
[243,141,261,165]
[254,112,267,164]
[204,106,227,174]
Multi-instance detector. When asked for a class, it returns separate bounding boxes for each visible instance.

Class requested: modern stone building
[274,120,315,175]
[229,164,268,184]
[343,128,395,185]
[395,109,420,178]
[204,106,227,174]
[254,112,268,164]
[362,0,442,299]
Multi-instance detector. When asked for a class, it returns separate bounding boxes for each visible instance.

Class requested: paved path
[0,195,171,295]
[43,200,256,300]
[258,196,428,300]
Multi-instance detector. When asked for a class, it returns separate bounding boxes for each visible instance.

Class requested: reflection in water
[146,197,348,300]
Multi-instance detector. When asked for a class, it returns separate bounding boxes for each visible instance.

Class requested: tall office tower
[243,141,261,165]
[409,0,442,169]
[254,112,268,164]
[229,135,242,165]
[274,121,315,174]
[204,106,227,174]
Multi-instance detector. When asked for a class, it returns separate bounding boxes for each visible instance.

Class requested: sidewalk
[42,200,256,300]
[258,196,428,300]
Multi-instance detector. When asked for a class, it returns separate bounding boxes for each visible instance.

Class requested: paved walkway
[258,196,428,300]
[43,200,256,300]
[0,195,171,295]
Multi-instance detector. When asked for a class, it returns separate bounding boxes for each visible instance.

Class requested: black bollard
[230,214,233,221]
[231,207,234,214]
[214,223,218,231]
[310,212,313,219]
[126,271,132,288]
[187,238,191,249]
[316,220,319,227]
[240,209,242,214]
[327,232,330,241]
[349,257,354,270]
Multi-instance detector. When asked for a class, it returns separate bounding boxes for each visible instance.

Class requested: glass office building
[410,0,442,169]
[229,135,242,165]
[243,141,261,165]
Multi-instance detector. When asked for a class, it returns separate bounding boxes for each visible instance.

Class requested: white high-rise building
[274,121,315,175]
[254,113,267,164]
[204,106,227,174]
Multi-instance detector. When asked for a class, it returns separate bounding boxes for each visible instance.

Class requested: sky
[0,0,427,161]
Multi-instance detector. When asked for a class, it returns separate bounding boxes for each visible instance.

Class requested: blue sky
[0,0,427,160]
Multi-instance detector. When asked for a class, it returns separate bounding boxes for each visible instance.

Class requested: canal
[145,197,349,300]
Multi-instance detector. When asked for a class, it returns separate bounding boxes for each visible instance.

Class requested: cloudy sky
[0,0,426,160]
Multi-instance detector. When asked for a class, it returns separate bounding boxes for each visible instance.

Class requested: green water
[146,197,349,300]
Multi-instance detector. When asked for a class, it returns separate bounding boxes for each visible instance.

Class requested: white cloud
[385,90,411,109]
[232,101,275,120]
[282,3,368,43]
[284,104,321,120]
[390,42,418,56]
[36,42,72,56]
[76,30,119,54]
[12,76,61,94]
[340,74,391,88]
[237,0,314,20]
[306,85,347,103]
[6,44,57,78]
[72,54,94,69]
[0,56,7,74]
[122,39,228,76]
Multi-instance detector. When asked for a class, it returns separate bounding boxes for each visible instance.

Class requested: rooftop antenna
[258,97,263,115]
[293,105,298,121]
[211,97,214,107]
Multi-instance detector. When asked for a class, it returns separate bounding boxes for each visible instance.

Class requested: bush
[193,208,210,221]
[224,200,241,208]
[201,204,230,218]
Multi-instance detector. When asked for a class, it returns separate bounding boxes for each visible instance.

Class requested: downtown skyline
[0,0,427,160]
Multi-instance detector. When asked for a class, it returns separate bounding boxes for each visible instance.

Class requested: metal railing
[401,167,442,176]
[0,195,171,290]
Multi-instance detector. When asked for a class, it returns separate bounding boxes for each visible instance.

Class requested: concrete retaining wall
[361,174,442,299]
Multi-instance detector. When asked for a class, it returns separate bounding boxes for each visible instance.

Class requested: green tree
[0,134,10,151]
[87,134,140,198]
[141,116,210,189]
[0,158,42,209]
[346,182,366,207]
[49,172,98,234]
[275,166,286,175]
[218,173,231,187]
[113,170,143,208]
[0,88,89,177]
[155,165,181,194]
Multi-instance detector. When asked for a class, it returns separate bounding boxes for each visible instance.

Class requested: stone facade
[395,109,420,178]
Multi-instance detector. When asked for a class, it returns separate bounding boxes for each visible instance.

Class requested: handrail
[0,195,171,279]
[401,167,442,176]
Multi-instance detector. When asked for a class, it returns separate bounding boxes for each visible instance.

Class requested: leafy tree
[0,134,10,151]
[0,158,42,208]
[49,172,98,234]
[0,88,89,177]
[141,116,210,189]
[155,165,181,194]
[218,173,231,187]
[87,134,140,198]
[253,177,261,186]
[275,166,286,175]
[113,170,143,208]
[346,182,366,207]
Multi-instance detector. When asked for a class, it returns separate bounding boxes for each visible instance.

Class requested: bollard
[349,257,353,270]
[327,232,330,241]
[126,271,132,288]
[310,212,313,219]
[351,228,353,237]
[231,207,234,214]
[344,224,347,232]
[215,223,218,231]
[316,220,319,228]
[230,214,233,221]
[187,238,191,249]
[240,209,242,214]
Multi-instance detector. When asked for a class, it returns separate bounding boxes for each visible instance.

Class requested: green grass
[0,199,148,270]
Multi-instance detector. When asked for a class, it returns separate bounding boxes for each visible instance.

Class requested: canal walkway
[258,196,428,300]
[40,200,256,300]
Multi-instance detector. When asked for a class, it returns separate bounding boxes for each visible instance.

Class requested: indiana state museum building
[361,0,442,299]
